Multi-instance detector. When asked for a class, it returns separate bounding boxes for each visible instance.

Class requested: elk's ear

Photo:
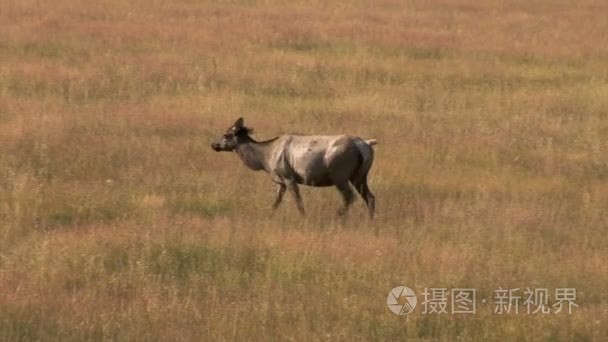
[233,117,244,130]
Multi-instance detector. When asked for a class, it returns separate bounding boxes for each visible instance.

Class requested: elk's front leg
[272,184,286,210]
[286,181,305,215]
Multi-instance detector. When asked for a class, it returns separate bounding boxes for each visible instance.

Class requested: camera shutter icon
[387,286,417,315]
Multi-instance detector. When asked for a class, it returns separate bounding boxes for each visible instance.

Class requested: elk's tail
[365,139,378,146]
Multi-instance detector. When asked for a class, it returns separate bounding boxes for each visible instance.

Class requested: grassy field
[1,0,607,340]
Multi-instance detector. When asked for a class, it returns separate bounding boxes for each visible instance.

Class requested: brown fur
[212,118,377,218]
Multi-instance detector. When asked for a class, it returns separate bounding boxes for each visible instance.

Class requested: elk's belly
[300,175,334,187]
[289,148,334,187]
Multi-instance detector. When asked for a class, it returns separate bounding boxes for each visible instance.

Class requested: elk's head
[211,117,253,152]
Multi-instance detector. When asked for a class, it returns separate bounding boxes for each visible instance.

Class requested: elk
[211,118,377,218]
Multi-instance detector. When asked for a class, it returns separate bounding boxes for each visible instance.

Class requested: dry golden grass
[1,0,607,340]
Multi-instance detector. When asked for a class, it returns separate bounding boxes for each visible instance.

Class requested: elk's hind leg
[351,174,376,219]
[335,182,355,217]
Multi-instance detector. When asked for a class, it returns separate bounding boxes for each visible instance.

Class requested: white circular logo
[387,286,417,315]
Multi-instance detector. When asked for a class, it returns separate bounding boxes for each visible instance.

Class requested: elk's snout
[211,142,221,151]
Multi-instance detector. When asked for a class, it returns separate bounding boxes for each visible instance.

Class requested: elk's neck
[234,138,272,172]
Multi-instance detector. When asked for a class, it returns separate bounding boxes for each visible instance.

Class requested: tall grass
[1,0,607,340]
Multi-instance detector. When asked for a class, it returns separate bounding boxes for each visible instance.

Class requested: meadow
[0,0,607,340]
